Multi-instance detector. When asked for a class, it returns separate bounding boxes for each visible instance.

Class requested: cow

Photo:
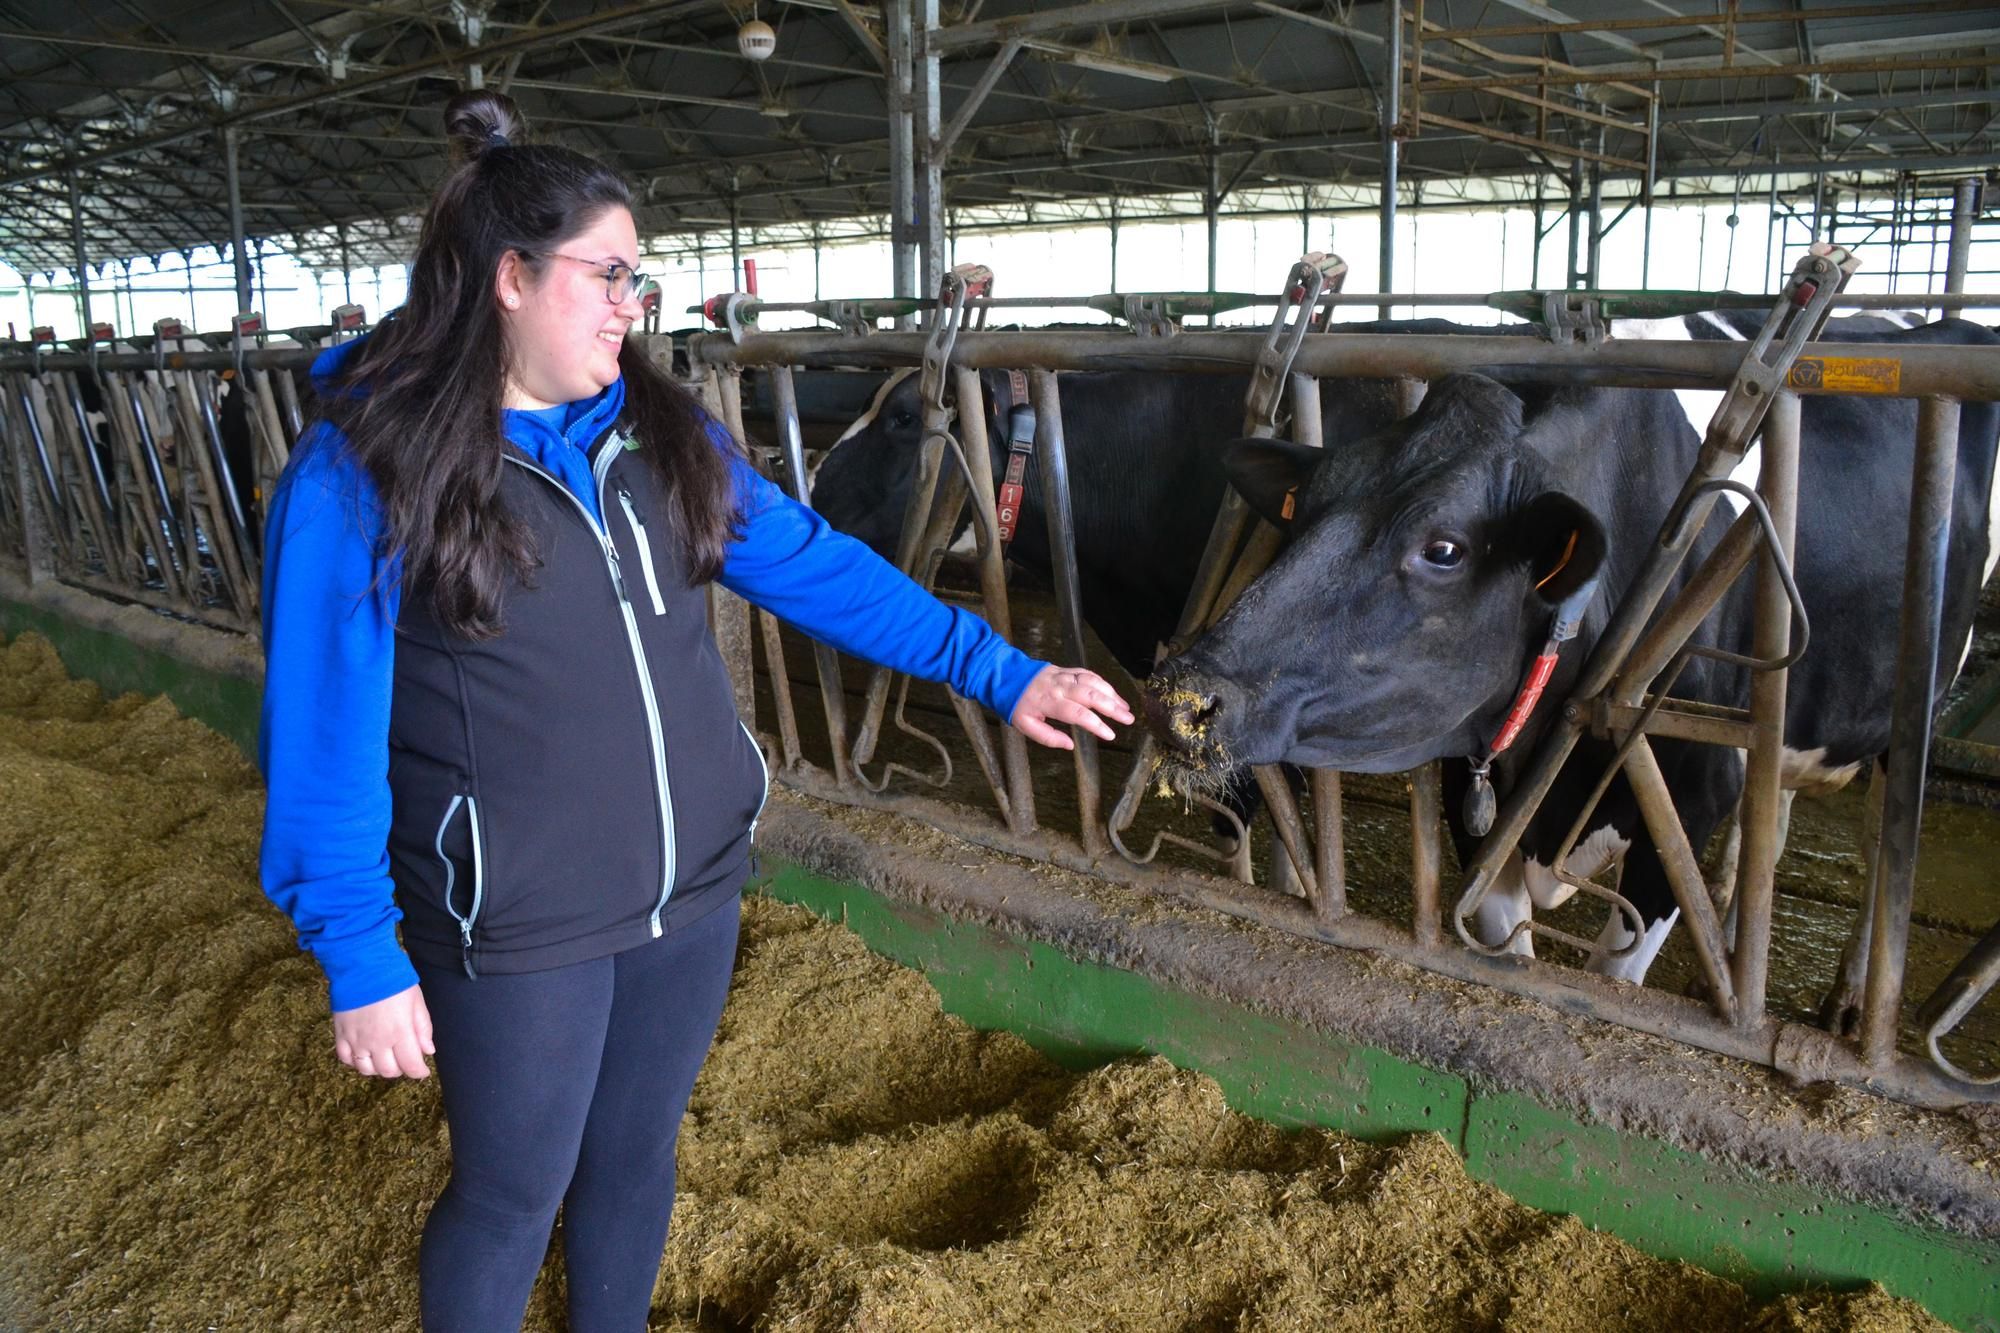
[809,340,1453,680]
[1141,318,2000,1022]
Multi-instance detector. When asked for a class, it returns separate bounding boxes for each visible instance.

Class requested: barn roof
[2,0,1994,276]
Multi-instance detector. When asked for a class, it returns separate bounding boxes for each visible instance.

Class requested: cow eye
[1421,539,1464,569]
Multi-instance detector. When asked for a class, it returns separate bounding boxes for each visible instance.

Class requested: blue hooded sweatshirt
[259,336,1044,1011]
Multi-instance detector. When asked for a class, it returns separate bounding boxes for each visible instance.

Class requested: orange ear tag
[1280,487,1297,521]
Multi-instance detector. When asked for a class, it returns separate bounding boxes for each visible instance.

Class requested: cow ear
[1510,492,1607,604]
[1220,438,1324,529]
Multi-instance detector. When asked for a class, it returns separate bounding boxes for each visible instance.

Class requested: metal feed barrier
[687,259,2000,1111]
[5,276,2000,1109]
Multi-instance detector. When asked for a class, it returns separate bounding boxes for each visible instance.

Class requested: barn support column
[181,250,197,324]
[1761,155,1780,292]
[1205,150,1221,325]
[729,192,743,291]
[223,127,253,315]
[1377,0,1401,319]
[1300,186,1312,255]
[1640,87,1659,288]
[1585,141,1606,288]
[1530,178,1545,287]
[1564,154,1584,289]
[1942,177,1980,320]
[1108,196,1121,293]
[887,0,918,318]
[337,225,353,306]
[811,222,823,301]
[65,168,91,332]
[916,0,945,305]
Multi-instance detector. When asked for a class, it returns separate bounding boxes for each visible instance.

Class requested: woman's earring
[504,296,518,308]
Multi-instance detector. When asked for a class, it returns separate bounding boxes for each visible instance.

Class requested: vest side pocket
[433,793,486,978]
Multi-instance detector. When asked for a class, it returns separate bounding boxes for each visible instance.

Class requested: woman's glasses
[527,252,650,304]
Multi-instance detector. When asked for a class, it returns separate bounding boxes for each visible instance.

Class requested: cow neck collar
[989,370,1037,550]
[1461,533,1599,837]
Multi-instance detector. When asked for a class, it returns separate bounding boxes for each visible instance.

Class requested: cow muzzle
[1139,669,1244,799]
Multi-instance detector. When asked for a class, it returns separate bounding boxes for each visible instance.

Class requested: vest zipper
[502,443,679,937]
[433,794,485,978]
[616,483,669,616]
[740,720,771,880]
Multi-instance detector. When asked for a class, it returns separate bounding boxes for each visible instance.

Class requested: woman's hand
[332,984,436,1080]
[1010,664,1135,750]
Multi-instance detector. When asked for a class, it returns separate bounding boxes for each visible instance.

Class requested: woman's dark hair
[324,89,736,639]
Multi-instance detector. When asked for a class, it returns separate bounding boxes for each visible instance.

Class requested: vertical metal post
[1810,171,1826,242]
[1732,390,1799,1028]
[66,168,91,331]
[953,365,1037,834]
[1300,186,1312,255]
[1410,761,1442,947]
[1205,151,1221,324]
[1762,158,1780,293]
[729,193,743,291]
[1942,177,1979,321]
[182,250,197,325]
[5,384,57,583]
[1641,85,1659,288]
[1586,148,1605,288]
[1108,196,1121,294]
[1530,179,1545,288]
[1860,395,1961,1066]
[1029,368,1105,854]
[887,0,918,312]
[1311,768,1345,920]
[1378,0,1401,319]
[223,127,253,314]
[811,221,824,301]
[915,0,945,301]
[339,224,353,306]
[771,366,852,785]
[1565,154,1585,289]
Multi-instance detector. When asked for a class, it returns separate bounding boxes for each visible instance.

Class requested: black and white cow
[1142,318,2000,1003]
[808,335,1451,679]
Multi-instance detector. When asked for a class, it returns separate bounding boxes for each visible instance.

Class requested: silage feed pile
[0,629,1954,1332]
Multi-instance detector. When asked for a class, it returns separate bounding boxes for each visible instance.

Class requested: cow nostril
[1144,681,1222,747]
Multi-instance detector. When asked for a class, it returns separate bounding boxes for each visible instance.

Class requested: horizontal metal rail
[689,331,2000,400]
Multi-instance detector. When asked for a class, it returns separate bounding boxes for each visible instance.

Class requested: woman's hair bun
[443,90,526,166]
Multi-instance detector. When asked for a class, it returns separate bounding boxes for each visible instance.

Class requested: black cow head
[1143,372,1606,790]
[811,369,946,556]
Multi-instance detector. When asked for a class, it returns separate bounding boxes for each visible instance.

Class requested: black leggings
[414,897,740,1332]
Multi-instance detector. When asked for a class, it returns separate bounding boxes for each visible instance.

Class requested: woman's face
[496,205,643,409]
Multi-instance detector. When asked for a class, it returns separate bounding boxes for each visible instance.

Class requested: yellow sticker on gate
[1786,356,1901,394]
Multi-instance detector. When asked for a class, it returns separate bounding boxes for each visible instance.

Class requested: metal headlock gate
[686,256,2000,1113]
[0,312,352,634]
[4,275,2000,1111]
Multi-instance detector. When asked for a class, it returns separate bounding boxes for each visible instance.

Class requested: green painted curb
[759,860,2000,1333]
[0,599,261,754]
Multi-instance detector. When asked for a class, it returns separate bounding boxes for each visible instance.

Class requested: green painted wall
[7,594,1997,1331]
[761,862,2000,1333]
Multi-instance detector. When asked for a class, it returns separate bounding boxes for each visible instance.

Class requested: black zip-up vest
[385,426,769,978]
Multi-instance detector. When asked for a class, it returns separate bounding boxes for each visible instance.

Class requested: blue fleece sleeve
[718,455,1046,721]
[257,424,418,1013]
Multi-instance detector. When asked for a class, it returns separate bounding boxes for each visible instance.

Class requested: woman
[257,90,1130,1331]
